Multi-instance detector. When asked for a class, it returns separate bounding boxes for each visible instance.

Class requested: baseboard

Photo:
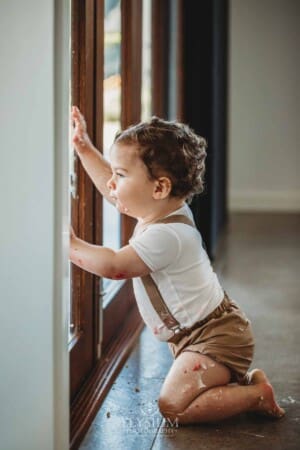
[229,189,300,212]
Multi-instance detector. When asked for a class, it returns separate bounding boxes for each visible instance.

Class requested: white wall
[228,0,300,212]
[0,1,70,449]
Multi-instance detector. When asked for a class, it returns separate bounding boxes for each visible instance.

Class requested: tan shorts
[168,293,255,383]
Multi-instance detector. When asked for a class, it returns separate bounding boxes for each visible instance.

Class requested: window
[70,1,144,447]
[69,1,185,447]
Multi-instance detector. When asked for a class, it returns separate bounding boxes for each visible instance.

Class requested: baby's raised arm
[71,106,115,205]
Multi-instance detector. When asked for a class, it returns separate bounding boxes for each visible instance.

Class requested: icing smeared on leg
[113,272,127,280]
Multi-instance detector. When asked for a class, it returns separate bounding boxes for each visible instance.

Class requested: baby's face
[107,143,157,218]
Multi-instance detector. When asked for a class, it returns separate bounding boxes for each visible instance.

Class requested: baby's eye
[116,172,125,178]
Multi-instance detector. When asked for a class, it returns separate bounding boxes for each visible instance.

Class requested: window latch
[70,172,77,199]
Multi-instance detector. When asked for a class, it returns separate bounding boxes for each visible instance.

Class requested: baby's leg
[158,351,285,424]
[158,351,231,416]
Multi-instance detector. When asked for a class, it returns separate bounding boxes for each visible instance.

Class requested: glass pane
[69,114,77,342]
[68,125,74,342]
[102,0,122,295]
[141,0,152,120]
[69,0,78,343]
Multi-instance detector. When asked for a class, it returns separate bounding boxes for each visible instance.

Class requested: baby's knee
[158,394,183,419]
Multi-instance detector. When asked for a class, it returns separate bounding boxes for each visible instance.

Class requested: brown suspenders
[139,214,196,338]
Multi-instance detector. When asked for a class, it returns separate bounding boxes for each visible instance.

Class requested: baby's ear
[153,177,172,199]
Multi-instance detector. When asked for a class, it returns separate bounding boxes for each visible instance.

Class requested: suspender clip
[170,325,187,335]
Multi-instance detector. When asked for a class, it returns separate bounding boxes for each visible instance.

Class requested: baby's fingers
[71,106,87,132]
[69,224,76,239]
[71,105,81,116]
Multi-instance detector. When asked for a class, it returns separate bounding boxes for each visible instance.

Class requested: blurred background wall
[228,0,300,212]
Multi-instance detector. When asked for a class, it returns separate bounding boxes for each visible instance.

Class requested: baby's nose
[107,175,115,191]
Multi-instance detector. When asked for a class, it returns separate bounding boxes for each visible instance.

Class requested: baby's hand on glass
[71,106,93,153]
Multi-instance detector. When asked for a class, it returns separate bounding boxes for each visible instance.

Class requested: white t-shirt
[129,204,224,341]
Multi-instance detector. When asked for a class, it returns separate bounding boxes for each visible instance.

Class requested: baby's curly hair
[114,116,207,203]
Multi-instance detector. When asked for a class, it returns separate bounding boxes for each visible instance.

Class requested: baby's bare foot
[248,369,285,418]
[248,368,269,385]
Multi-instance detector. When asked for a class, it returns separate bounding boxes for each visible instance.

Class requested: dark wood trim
[102,281,136,348]
[120,0,142,245]
[151,0,169,118]
[94,0,104,155]
[176,0,184,121]
[121,0,142,127]
[151,0,183,120]
[70,0,97,401]
[93,0,104,363]
[70,306,144,450]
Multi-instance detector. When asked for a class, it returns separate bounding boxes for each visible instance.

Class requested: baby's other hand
[71,106,93,153]
[69,225,76,242]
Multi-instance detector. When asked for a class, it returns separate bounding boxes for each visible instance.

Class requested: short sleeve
[129,225,181,272]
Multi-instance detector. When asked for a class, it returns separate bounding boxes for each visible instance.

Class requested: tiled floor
[80,213,300,450]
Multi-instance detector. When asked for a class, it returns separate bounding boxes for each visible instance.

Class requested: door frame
[54,0,71,448]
